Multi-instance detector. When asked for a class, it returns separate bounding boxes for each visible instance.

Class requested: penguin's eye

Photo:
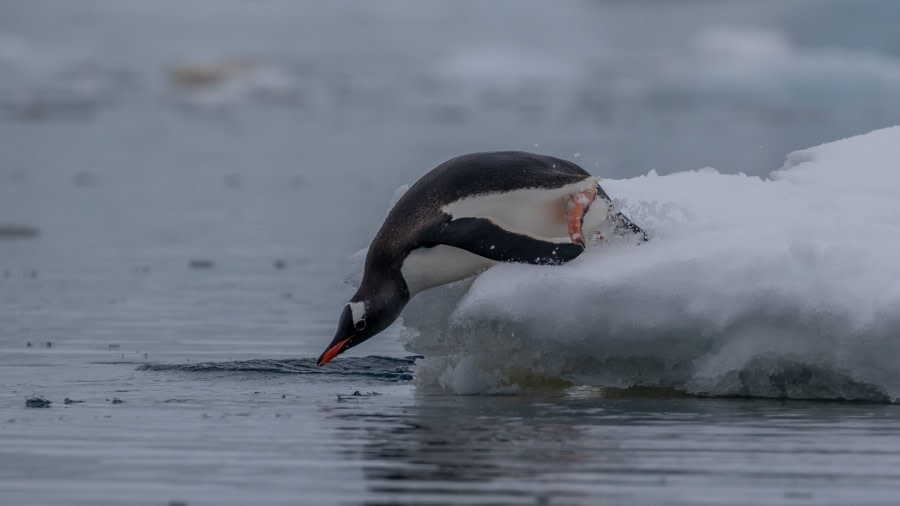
[354,318,367,331]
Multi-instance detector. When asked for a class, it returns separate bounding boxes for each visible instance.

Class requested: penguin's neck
[353,267,409,332]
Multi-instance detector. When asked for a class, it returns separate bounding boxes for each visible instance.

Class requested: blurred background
[2,0,900,357]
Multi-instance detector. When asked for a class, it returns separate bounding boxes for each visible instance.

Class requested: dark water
[4,1,900,504]
[5,355,900,505]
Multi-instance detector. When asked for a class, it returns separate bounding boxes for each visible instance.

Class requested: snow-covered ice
[395,126,900,399]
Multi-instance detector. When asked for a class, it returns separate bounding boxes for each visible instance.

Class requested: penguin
[317,151,646,366]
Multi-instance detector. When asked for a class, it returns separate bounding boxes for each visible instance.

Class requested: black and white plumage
[317,151,646,366]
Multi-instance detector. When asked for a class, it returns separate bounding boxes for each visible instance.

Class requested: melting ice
[394,126,900,399]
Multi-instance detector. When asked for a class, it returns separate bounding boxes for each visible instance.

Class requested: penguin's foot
[566,188,597,246]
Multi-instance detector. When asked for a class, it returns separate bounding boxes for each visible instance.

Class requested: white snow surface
[393,126,900,399]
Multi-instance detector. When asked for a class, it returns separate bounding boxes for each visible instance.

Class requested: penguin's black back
[409,151,590,205]
[367,152,591,272]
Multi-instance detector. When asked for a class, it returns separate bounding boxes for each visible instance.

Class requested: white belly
[401,244,495,296]
[442,176,606,241]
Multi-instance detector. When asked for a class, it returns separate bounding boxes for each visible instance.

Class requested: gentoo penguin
[317,151,646,366]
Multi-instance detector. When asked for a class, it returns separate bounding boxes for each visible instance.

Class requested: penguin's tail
[596,183,650,243]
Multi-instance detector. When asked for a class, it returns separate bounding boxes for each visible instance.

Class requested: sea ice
[395,126,900,399]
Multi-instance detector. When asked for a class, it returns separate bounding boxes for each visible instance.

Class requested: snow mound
[400,126,900,399]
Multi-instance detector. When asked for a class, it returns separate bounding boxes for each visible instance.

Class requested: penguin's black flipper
[432,217,584,265]
[596,183,649,243]
[610,211,649,243]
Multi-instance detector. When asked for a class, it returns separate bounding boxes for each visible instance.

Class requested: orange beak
[316,336,354,367]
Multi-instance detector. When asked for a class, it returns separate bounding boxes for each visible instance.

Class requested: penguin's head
[317,280,408,366]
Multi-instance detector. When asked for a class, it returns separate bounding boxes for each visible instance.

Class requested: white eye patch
[348,301,366,329]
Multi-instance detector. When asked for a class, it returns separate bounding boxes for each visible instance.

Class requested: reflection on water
[330,390,900,504]
[337,393,595,504]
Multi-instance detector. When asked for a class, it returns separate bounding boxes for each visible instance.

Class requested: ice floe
[393,126,900,399]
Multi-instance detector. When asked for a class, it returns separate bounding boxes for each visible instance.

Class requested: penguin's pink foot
[566,188,597,246]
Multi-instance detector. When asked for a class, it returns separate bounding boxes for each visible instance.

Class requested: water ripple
[136,355,419,382]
